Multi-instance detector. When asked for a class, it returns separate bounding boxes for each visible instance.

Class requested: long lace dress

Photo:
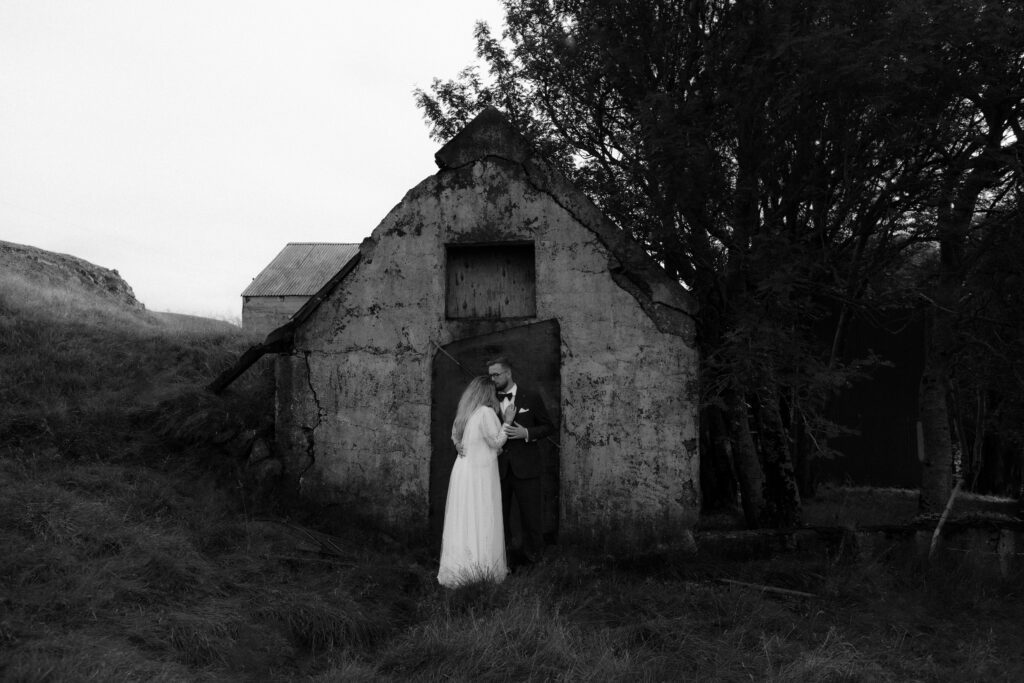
[437,405,508,587]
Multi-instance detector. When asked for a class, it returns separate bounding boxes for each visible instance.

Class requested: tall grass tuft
[2,632,196,683]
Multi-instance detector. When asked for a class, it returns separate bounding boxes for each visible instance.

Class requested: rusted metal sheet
[242,243,359,297]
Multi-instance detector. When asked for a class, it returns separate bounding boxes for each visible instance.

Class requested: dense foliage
[416,0,1024,524]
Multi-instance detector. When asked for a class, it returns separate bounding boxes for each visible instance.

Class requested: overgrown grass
[3,268,1024,680]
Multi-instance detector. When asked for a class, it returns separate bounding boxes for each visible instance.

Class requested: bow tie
[497,392,513,402]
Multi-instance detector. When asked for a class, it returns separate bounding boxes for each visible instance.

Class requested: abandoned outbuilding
[216,108,701,549]
[241,242,359,336]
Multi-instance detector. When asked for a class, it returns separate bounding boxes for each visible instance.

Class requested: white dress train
[438,405,508,587]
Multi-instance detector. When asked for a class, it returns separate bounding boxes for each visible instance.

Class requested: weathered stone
[251,456,282,483]
[247,437,272,464]
[274,109,701,547]
[434,107,532,169]
[212,425,239,445]
[229,429,257,460]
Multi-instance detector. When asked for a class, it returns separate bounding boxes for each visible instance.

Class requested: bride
[438,376,515,587]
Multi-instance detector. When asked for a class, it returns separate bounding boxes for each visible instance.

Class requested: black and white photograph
[3,1,1023,679]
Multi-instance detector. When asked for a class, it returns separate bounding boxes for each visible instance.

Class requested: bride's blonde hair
[451,376,500,442]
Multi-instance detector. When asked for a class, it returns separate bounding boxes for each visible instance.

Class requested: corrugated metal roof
[242,243,360,297]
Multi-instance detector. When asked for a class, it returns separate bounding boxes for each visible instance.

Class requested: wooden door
[429,319,561,549]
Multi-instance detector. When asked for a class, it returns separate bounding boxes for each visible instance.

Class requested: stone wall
[276,155,699,547]
[242,295,307,337]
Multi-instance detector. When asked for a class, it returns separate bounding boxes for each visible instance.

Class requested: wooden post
[998,529,1015,579]
[928,478,963,559]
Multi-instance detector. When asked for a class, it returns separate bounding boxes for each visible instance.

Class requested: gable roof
[435,108,698,329]
[242,243,360,297]
[210,108,697,393]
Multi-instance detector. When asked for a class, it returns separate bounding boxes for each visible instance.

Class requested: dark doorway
[429,319,561,550]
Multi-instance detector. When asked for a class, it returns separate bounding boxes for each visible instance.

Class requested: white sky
[1,0,505,320]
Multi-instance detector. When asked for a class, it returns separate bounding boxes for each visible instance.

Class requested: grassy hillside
[2,260,1024,681]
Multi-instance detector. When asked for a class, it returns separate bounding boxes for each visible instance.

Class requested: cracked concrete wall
[276,155,700,545]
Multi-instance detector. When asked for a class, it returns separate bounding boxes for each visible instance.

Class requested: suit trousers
[501,471,544,563]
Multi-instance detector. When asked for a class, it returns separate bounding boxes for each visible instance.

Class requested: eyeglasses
[488,371,506,378]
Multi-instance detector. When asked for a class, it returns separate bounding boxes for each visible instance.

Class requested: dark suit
[497,385,554,563]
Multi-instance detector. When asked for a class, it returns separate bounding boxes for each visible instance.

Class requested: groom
[487,355,554,567]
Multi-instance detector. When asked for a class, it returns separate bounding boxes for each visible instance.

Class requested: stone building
[242,242,359,336]
[218,108,700,549]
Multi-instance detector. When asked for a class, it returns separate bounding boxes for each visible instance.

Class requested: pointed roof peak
[434,107,533,169]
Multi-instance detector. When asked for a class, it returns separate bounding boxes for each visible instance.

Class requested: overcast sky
[1,0,505,320]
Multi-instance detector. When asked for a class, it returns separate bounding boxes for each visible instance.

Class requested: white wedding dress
[438,405,508,587]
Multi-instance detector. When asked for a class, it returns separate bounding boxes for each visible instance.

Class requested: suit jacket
[497,385,554,479]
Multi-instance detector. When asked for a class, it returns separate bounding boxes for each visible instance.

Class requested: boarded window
[446,243,536,319]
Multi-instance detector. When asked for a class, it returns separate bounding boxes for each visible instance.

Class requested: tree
[899,0,1024,511]
[416,0,1024,525]
[951,199,1024,497]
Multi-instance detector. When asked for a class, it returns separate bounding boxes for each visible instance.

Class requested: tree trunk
[920,114,1009,509]
[725,390,765,527]
[700,405,739,511]
[969,391,986,492]
[720,120,768,529]
[918,323,954,513]
[793,417,816,501]
[919,213,965,512]
[757,390,803,527]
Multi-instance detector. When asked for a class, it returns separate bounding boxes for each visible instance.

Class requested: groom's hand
[503,422,528,440]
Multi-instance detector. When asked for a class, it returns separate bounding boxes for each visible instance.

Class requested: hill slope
[0,243,435,680]
[0,241,261,456]
[1,239,142,309]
